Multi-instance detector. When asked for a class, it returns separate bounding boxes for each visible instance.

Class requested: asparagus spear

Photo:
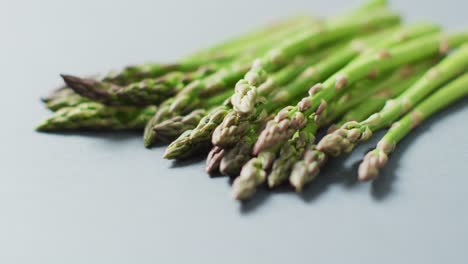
[42,87,90,111]
[254,32,468,155]
[61,66,217,106]
[163,105,231,159]
[231,146,281,200]
[36,102,156,131]
[143,98,174,146]
[289,63,431,191]
[318,43,468,158]
[333,68,428,128]
[153,109,207,142]
[358,72,468,181]
[205,146,225,174]
[75,67,216,106]
[320,60,434,126]
[152,89,233,141]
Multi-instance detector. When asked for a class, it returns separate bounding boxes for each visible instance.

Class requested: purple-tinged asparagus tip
[61,74,110,100]
[205,147,225,174]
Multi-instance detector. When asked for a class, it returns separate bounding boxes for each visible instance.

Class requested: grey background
[1,0,468,263]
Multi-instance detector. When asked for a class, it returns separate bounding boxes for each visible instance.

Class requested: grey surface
[1,0,468,263]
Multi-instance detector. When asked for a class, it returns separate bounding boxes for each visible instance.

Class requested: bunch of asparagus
[37,0,468,201]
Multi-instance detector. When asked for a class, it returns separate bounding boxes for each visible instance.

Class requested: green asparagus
[254,32,468,155]
[289,63,431,191]
[37,102,156,131]
[318,43,468,157]
[358,72,468,181]
[42,87,90,111]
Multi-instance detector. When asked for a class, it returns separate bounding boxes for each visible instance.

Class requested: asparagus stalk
[231,145,281,200]
[143,98,174,146]
[42,87,90,111]
[163,105,231,159]
[153,109,207,142]
[36,102,156,131]
[318,43,468,158]
[333,69,428,128]
[205,146,225,174]
[358,72,468,181]
[254,32,468,155]
[320,60,434,126]
[152,89,233,141]
[289,63,430,191]
[61,66,217,106]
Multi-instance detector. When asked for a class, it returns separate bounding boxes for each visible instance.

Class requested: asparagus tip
[358,149,388,181]
[205,147,224,174]
[60,74,88,89]
[289,163,307,192]
[231,178,256,201]
[163,132,191,159]
[61,74,109,100]
[317,122,372,157]
[35,122,48,131]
